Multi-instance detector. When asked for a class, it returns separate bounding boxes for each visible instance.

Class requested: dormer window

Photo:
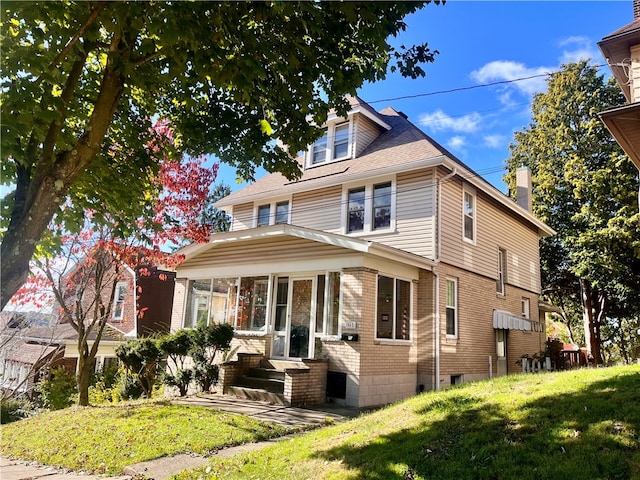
[308,121,352,167]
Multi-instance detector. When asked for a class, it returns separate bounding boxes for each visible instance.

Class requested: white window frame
[254,198,291,227]
[445,277,458,339]
[306,120,353,167]
[462,187,476,244]
[497,248,506,295]
[342,178,396,236]
[375,274,413,342]
[112,281,128,320]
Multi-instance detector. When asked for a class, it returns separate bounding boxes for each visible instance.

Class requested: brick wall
[434,263,543,388]
[285,359,328,406]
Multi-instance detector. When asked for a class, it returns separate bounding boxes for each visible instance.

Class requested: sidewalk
[1,394,359,480]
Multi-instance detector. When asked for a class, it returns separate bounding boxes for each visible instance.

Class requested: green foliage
[157,329,194,397]
[0,397,33,424]
[1,0,442,309]
[505,61,640,362]
[115,338,162,399]
[190,323,235,392]
[37,367,77,411]
[200,182,232,233]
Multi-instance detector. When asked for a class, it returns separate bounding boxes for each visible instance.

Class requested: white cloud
[483,134,506,149]
[470,61,551,98]
[418,109,482,133]
[447,136,466,150]
[558,36,599,64]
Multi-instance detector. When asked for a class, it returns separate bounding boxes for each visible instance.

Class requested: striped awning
[493,309,542,332]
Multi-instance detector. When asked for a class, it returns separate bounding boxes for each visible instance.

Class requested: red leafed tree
[13,123,217,406]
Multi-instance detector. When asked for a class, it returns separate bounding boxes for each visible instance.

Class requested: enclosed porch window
[376,275,411,340]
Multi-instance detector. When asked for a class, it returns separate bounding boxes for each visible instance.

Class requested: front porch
[219,352,328,407]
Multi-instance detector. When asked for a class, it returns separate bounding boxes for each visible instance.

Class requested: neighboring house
[170,96,554,408]
[0,262,177,398]
[55,263,177,373]
[598,0,640,172]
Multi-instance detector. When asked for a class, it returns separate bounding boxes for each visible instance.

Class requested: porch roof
[177,224,437,272]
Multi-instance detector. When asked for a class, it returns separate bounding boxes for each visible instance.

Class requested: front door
[272,276,315,359]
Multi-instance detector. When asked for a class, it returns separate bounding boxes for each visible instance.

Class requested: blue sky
[218,0,632,194]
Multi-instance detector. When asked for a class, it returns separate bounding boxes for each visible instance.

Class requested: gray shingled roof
[216,104,452,207]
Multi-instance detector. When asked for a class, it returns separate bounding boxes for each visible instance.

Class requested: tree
[505,61,640,365]
[201,183,233,234]
[14,148,216,406]
[1,1,441,309]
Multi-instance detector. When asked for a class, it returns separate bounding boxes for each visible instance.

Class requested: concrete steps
[228,360,310,406]
[226,385,287,405]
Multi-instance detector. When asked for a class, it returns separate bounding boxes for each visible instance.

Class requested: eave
[599,103,640,171]
[178,224,437,272]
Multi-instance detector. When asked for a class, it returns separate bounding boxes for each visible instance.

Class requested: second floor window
[463,189,476,243]
[345,180,395,235]
[256,201,290,227]
[309,121,352,166]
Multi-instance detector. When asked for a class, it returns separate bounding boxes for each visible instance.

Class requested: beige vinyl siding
[179,237,356,270]
[291,185,342,233]
[230,202,253,231]
[369,168,436,259]
[439,175,542,294]
[353,115,382,157]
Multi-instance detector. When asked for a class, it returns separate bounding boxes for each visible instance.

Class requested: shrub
[190,323,234,392]
[116,338,162,398]
[38,366,77,410]
[0,397,33,424]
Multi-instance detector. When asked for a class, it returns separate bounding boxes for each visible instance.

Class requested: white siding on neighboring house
[291,185,343,233]
[230,202,253,231]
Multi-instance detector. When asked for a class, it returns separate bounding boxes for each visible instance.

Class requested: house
[55,263,177,374]
[170,96,554,408]
[0,262,177,398]
[598,0,640,172]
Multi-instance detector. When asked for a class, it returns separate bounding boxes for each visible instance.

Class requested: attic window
[307,121,352,167]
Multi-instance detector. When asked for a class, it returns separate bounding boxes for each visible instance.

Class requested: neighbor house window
[345,180,395,234]
[376,275,411,340]
[446,278,458,337]
[308,121,352,166]
[497,248,506,295]
[112,282,127,320]
[463,189,476,243]
[255,200,290,227]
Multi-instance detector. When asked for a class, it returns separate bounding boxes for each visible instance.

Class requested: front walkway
[172,392,361,427]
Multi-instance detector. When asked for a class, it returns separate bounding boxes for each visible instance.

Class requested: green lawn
[0,400,292,475]
[176,365,640,480]
[2,366,639,479]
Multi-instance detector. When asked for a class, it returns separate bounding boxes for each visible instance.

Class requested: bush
[0,397,33,424]
[38,366,77,410]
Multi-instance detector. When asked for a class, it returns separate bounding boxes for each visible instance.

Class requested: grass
[174,365,640,480]
[0,399,293,475]
[2,366,639,479]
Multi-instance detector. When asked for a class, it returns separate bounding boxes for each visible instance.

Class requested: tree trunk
[580,278,604,365]
[0,34,131,310]
[76,351,93,406]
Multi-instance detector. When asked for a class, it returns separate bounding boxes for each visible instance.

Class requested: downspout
[434,167,457,390]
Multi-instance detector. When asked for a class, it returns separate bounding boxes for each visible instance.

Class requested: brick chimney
[635,0,640,19]
[516,166,532,212]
